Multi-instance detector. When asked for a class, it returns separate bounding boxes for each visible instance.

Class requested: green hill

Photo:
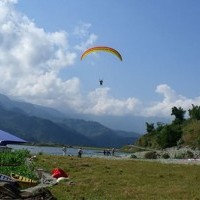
[134,105,200,150]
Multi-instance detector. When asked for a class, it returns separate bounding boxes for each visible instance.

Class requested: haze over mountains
[0,93,141,147]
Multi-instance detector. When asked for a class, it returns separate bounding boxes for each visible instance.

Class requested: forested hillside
[135,104,200,149]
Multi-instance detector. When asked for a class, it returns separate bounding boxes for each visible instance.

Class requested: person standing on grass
[106,149,111,156]
[111,148,116,156]
[62,146,67,156]
[78,148,83,158]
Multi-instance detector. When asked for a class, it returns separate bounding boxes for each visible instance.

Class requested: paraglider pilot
[99,79,103,86]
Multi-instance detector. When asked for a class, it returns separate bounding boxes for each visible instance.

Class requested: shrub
[185,150,194,159]
[144,151,157,159]
[0,149,30,165]
[162,153,170,159]
[175,151,194,159]
[131,154,137,159]
[174,153,184,159]
[0,149,37,180]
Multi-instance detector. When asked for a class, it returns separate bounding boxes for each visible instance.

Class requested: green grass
[0,150,37,180]
[35,155,200,200]
[2,151,200,199]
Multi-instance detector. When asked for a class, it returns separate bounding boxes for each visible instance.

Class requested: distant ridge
[0,93,140,147]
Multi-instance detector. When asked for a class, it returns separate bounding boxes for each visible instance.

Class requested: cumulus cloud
[0,1,200,118]
[141,84,200,117]
[0,1,76,100]
[82,87,140,115]
[0,1,139,116]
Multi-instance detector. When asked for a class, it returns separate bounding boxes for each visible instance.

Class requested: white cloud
[73,22,98,51]
[141,84,200,117]
[0,1,76,97]
[83,87,140,115]
[1,1,200,119]
[1,0,17,3]
[75,33,98,51]
[73,22,92,38]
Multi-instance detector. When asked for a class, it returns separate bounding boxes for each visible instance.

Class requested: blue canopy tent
[0,129,27,146]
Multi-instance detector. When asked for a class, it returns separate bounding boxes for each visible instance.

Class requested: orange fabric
[51,168,69,179]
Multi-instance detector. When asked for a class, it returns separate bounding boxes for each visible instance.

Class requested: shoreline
[86,154,200,165]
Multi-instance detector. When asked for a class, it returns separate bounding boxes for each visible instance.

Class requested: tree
[171,106,186,124]
[188,104,200,120]
[145,122,154,133]
[156,122,165,131]
[156,124,182,149]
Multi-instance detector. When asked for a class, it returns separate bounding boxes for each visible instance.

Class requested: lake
[8,144,131,158]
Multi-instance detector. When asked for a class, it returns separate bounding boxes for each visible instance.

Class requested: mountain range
[0,93,140,147]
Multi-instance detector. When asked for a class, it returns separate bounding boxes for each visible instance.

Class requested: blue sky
[0,0,200,132]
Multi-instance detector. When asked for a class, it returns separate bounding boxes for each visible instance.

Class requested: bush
[175,150,194,159]
[162,153,170,159]
[185,150,194,159]
[157,125,182,149]
[144,151,157,159]
[0,149,30,165]
[131,154,137,159]
[0,149,37,180]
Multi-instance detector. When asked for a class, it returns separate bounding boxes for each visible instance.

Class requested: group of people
[103,148,116,156]
[62,146,116,158]
[62,146,83,158]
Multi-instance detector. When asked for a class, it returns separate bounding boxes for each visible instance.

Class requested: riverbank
[9,144,200,165]
[9,144,131,158]
[87,153,200,166]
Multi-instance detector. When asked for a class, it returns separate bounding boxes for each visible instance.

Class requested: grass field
[35,155,200,200]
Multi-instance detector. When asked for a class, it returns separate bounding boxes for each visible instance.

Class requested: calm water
[8,144,131,158]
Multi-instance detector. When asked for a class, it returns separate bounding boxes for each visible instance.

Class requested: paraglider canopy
[81,46,122,61]
[81,46,122,86]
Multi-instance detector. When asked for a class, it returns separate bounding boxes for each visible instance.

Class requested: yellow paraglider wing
[81,46,122,61]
